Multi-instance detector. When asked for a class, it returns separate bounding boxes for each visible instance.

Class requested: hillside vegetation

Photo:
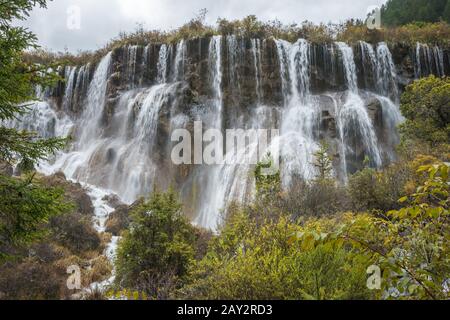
[381,0,450,26]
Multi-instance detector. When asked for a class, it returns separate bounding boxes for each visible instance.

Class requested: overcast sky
[18,0,388,52]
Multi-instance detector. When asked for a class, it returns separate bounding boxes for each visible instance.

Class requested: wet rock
[105,199,143,236]
[41,172,94,216]
[366,97,383,129]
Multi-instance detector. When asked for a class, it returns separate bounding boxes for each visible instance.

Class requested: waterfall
[434,46,445,77]
[139,45,150,86]
[79,52,112,144]
[157,44,169,83]
[415,42,445,78]
[63,66,77,112]
[173,40,186,82]
[226,35,242,98]
[251,39,263,104]
[336,42,382,168]
[360,41,378,90]
[208,36,223,123]
[109,83,179,203]
[126,45,138,87]
[194,35,224,230]
[337,42,359,92]
[376,42,399,101]
[7,36,433,233]
[73,63,90,109]
[275,39,320,184]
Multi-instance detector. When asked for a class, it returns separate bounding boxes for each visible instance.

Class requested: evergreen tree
[313,142,334,182]
[381,0,450,26]
[115,189,196,298]
[0,0,68,260]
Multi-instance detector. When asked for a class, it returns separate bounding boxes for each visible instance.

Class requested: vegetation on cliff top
[23,11,450,67]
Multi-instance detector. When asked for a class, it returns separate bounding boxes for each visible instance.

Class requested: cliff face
[19,37,449,230]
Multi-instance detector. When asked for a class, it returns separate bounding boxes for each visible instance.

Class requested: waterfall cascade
[7,37,449,230]
[415,42,446,78]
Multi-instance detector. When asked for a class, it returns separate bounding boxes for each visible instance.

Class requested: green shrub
[114,189,197,299]
[399,76,450,148]
[183,210,374,300]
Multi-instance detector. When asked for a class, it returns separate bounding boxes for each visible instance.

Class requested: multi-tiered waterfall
[8,37,450,230]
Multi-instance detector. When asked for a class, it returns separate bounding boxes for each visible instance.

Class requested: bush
[49,212,101,254]
[348,162,414,213]
[399,76,450,148]
[284,178,350,218]
[114,189,197,298]
[183,209,374,300]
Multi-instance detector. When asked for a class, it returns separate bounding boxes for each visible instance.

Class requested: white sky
[18,0,388,52]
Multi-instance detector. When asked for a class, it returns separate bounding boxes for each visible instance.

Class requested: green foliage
[115,189,197,299]
[399,76,450,147]
[0,127,66,167]
[183,209,374,300]
[254,155,281,201]
[348,162,414,213]
[313,142,333,182]
[0,174,107,299]
[0,0,70,260]
[336,21,450,46]
[0,173,72,261]
[284,178,350,219]
[381,0,450,26]
[295,163,449,300]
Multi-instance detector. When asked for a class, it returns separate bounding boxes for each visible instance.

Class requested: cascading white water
[336,42,382,168]
[63,66,77,111]
[6,100,73,141]
[110,83,178,203]
[376,42,399,100]
[194,35,225,230]
[360,41,378,89]
[226,35,242,97]
[415,42,446,78]
[251,39,263,103]
[275,39,320,185]
[434,46,445,77]
[126,45,138,87]
[173,40,186,82]
[7,36,436,234]
[157,44,169,84]
[7,36,443,296]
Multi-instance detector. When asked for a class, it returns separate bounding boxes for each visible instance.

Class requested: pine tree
[313,142,334,182]
[0,0,69,260]
[381,0,450,26]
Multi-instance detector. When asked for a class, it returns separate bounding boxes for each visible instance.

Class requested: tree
[381,0,450,26]
[295,162,449,300]
[313,142,333,182]
[0,0,67,260]
[115,189,197,299]
[399,76,450,148]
